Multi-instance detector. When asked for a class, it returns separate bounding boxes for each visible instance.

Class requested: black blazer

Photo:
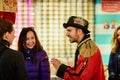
[0,40,29,80]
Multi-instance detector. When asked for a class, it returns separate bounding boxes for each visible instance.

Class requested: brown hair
[0,19,13,40]
[111,26,120,53]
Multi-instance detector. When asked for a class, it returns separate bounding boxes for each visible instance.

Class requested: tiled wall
[11,0,94,79]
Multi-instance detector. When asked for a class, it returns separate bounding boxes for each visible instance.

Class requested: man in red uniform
[51,16,105,80]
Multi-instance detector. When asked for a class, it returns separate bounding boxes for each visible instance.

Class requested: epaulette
[78,38,98,58]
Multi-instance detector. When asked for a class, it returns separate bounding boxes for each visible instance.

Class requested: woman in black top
[108,26,120,80]
[0,19,29,80]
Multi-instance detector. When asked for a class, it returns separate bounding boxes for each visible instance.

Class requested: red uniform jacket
[56,38,105,80]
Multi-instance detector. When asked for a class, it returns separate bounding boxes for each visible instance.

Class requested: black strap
[74,47,80,70]
[74,46,88,75]
[78,58,88,75]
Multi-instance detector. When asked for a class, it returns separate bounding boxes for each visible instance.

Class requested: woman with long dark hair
[18,27,50,80]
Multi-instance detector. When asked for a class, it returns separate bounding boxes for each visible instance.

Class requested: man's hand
[51,58,61,69]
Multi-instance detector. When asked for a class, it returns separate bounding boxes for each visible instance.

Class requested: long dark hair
[18,27,43,61]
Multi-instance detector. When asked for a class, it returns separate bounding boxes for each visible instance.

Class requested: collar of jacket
[77,37,91,49]
[0,39,10,47]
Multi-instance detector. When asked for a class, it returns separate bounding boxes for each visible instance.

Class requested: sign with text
[102,0,120,12]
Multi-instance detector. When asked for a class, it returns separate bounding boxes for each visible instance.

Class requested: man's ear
[77,29,83,34]
[3,32,9,40]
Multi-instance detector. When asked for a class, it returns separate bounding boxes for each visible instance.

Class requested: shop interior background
[1,0,120,80]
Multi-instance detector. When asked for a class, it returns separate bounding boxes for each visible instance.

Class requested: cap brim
[63,23,80,28]
[63,23,90,33]
[63,23,69,28]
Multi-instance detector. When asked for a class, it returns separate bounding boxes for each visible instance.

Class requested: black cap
[63,16,90,33]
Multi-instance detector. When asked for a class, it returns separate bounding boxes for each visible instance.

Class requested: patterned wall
[10,0,95,78]
[34,0,95,77]
[12,0,94,58]
[95,0,120,65]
